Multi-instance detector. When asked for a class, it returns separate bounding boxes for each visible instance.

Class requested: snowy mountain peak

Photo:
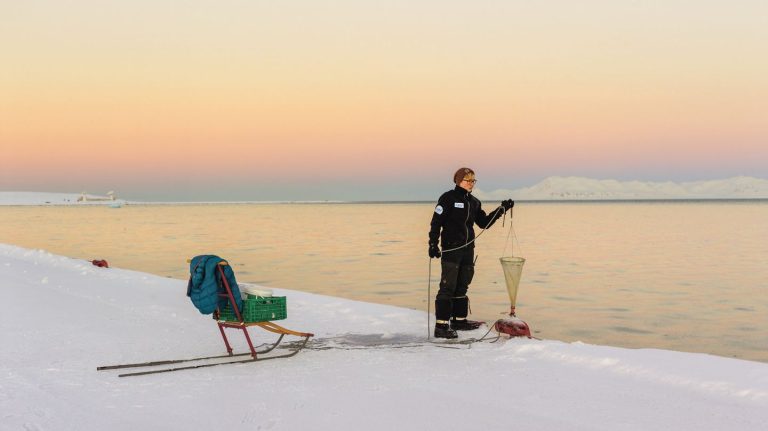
[476,176,768,200]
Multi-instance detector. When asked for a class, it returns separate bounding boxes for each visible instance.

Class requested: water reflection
[1,201,767,362]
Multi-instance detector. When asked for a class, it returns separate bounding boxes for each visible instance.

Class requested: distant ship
[77,191,124,207]
[77,191,117,202]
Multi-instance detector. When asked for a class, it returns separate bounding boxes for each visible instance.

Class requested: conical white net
[499,256,525,307]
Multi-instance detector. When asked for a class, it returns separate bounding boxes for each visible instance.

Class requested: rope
[501,207,518,257]
[439,205,505,254]
[299,327,506,351]
[512,223,523,257]
[427,259,432,339]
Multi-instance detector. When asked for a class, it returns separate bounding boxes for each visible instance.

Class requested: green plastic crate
[219,296,287,322]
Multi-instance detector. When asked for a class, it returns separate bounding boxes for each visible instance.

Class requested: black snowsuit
[429,186,504,322]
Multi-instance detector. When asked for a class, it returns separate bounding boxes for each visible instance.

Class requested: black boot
[434,323,458,339]
[434,299,457,338]
[450,318,484,331]
[450,296,483,330]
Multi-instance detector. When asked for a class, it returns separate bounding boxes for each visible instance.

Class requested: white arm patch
[434,205,443,215]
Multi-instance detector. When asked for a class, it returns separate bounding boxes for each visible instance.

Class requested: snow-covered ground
[1,243,766,431]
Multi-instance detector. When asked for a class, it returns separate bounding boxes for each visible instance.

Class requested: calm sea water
[1,202,766,362]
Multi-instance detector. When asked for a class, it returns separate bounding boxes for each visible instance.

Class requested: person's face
[459,174,476,192]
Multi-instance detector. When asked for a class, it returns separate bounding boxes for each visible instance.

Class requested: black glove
[428,243,441,259]
[501,199,514,211]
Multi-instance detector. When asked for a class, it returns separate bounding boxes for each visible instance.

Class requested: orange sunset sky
[1,1,766,200]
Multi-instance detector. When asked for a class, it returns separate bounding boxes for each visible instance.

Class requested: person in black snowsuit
[428,167,514,338]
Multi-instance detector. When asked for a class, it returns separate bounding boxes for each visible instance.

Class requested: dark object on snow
[494,314,532,338]
[91,259,109,268]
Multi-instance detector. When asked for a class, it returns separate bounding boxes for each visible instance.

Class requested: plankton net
[499,256,525,316]
[493,213,532,338]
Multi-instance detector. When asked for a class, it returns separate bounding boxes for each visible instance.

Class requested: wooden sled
[209,260,314,359]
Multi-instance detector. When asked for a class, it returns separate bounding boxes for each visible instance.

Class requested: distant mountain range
[476,176,768,200]
[4,176,768,204]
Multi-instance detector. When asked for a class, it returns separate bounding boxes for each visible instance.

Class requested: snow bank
[1,244,767,431]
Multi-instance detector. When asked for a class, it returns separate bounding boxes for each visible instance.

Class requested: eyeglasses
[462,178,477,184]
